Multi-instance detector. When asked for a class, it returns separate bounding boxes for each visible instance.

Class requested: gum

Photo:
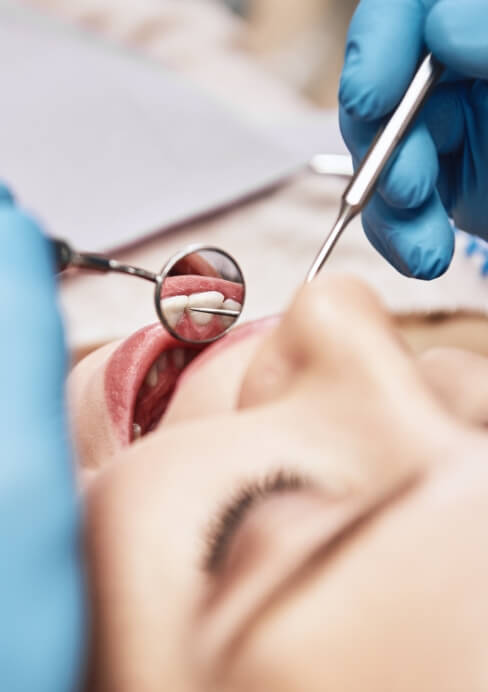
[161,275,244,303]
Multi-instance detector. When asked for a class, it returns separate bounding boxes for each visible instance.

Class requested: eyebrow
[216,474,419,675]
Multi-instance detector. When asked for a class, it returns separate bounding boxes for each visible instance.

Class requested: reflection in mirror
[156,247,245,345]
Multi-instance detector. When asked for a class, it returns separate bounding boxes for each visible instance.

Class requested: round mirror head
[155,246,246,345]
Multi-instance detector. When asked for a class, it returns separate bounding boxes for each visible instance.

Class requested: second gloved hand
[0,186,85,691]
[339,0,488,279]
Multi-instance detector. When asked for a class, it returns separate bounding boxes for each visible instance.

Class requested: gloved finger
[0,206,68,454]
[436,155,455,214]
[423,83,467,154]
[362,189,455,279]
[339,0,433,121]
[340,106,439,210]
[447,79,488,237]
[426,0,488,80]
[421,83,472,217]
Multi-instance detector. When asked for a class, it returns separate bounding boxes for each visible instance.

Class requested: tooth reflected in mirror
[156,247,245,345]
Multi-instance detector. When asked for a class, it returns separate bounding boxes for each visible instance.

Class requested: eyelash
[202,470,311,574]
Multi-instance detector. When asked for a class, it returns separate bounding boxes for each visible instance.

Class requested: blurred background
[224,0,359,106]
[9,0,363,349]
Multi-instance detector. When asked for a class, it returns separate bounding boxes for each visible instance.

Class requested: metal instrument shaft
[188,307,240,317]
[306,53,444,283]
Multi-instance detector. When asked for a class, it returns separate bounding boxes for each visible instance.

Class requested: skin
[70,275,488,691]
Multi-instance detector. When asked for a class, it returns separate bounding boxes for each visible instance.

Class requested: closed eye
[202,470,312,574]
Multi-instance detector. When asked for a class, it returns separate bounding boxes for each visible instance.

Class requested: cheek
[163,337,263,424]
[237,345,297,410]
[228,471,488,692]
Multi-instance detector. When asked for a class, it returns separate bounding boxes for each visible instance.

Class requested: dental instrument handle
[51,237,157,282]
[306,53,444,283]
[52,238,73,272]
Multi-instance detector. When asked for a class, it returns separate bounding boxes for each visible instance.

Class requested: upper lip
[104,275,245,445]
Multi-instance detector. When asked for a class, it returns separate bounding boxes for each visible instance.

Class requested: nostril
[239,276,393,409]
[237,286,342,411]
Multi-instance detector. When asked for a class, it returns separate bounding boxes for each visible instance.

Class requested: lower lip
[104,324,199,445]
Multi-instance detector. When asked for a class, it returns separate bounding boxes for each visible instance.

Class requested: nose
[237,274,406,409]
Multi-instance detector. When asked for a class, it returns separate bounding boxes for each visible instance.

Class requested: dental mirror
[52,239,245,346]
[155,246,245,345]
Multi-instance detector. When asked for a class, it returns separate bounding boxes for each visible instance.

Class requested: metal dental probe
[305,53,444,283]
[187,307,240,317]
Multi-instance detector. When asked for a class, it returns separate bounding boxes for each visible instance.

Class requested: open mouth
[104,275,243,445]
[132,344,200,440]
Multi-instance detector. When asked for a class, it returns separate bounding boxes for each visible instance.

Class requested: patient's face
[70,276,488,691]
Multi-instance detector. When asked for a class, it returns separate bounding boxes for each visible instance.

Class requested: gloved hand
[339,0,488,279]
[0,184,85,691]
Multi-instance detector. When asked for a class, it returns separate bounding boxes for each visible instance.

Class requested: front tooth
[145,364,158,388]
[188,291,224,326]
[221,298,242,327]
[172,348,185,369]
[133,423,142,440]
[161,295,188,328]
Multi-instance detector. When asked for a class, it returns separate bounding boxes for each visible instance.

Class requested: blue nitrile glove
[339,0,488,279]
[0,184,85,691]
